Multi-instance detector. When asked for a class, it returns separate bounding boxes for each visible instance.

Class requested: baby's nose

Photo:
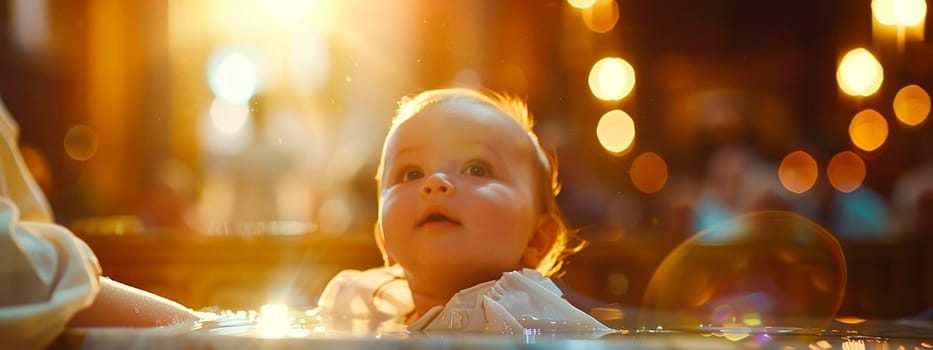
[422,173,456,196]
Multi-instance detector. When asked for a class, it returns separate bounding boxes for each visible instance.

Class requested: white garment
[317,265,612,334]
[0,101,101,349]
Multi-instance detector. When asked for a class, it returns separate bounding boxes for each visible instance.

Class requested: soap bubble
[639,211,846,332]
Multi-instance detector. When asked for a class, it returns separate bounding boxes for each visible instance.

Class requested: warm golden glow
[630,152,668,194]
[842,340,867,350]
[849,109,889,152]
[209,98,250,134]
[722,331,750,342]
[742,313,762,327]
[208,51,260,104]
[20,146,52,193]
[259,0,316,22]
[872,0,927,26]
[64,125,99,161]
[827,151,866,193]
[589,57,636,101]
[893,84,931,126]
[836,48,884,97]
[257,303,289,338]
[596,109,636,154]
[318,195,353,234]
[567,0,598,9]
[834,316,867,324]
[778,150,818,194]
[582,0,619,33]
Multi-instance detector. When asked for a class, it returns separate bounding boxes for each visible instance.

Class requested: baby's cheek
[473,185,536,236]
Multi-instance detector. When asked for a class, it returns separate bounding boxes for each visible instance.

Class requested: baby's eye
[463,163,491,177]
[400,168,424,182]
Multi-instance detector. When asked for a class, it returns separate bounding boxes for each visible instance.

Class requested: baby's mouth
[418,213,462,227]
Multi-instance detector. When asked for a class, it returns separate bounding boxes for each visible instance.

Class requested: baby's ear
[374,222,395,266]
[522,214,558,268]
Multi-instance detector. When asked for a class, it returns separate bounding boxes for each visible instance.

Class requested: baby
[317,88,610,333]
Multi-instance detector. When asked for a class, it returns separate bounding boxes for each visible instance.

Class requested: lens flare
[640,211,846,331]
[64,125,99,161]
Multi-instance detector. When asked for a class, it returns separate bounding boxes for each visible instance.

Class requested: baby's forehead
[386,100,533,154]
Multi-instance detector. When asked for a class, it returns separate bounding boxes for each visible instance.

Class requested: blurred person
[692,144,799,232]
[314,88,611,333]
[892,160,933,238]
[0,99,199,349]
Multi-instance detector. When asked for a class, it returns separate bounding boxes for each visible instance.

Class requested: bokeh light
[288,28,331,92]
[582,0,619,33]
[567,0,598,9]
[872,0,927,26]
[20,145,53,193]
[259,0,315,22]
[318,195,353,234]
[892,84,931,126]
[778,151,818,194]
[200,106,253,155]
[849,109,889,152]
[257,303,289,338]
[640,211,846,330]
[63,125,99,161]
[209,98,250,134]
[836,48,884,97]
[827,151,866,193]
[630,152,668,194]
[588,57,636,101]
[208,50,260,104]
[596,109,636,154]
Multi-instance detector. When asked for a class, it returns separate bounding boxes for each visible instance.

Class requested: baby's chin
[403,259,520,287]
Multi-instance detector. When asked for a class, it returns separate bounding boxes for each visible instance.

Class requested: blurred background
[0,0,931,322]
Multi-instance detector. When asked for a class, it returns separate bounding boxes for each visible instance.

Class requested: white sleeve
[0,102,102,349]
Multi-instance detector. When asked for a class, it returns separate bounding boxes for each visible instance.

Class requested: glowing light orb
[589,57,636,101]
[630,152,668,194]
[209,98,250,134]
[567,0,598,9]
[872,0,927,26]
[836,48,884,97]
[640,211,846,331]
[893,84,931,126]
[849,109,889,152]
[596,109,636,154]
[827,151,866,193]
[778,151,818,194]
[208,51,260,104]
[582,0,620,33]
[257,303,289,338]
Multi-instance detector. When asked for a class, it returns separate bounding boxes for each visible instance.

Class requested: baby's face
[379,101,541,294]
